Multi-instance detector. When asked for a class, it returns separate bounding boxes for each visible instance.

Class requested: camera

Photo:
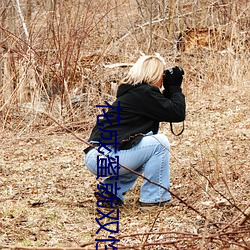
[163,66,184,88]
[164,67,175,75]
[163,66,184,76]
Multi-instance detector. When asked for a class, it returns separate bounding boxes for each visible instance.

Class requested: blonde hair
[121,54,165,85]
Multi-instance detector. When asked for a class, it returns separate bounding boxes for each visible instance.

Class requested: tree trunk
[147,0,153,54]
[0,0,15,113]
[13,0,38,104]
[168,0,175,42]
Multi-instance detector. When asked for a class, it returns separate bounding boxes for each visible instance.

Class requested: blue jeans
[84,134,170,203]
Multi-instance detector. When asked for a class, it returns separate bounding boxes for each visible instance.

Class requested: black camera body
[163,66,184,88]
[163,66,184,77]
[164,67,175,75]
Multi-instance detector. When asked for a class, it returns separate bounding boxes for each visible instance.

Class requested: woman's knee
[151,134,170,149]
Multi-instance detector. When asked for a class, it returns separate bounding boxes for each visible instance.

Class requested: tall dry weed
[0,0,249,131]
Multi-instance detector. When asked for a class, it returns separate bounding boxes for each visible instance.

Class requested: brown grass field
[0,0,249,249]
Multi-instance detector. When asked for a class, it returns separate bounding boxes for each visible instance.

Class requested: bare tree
[147,0,153,53]
[13,0,38,104]
[0,0,15,116]
[168,0,175,42]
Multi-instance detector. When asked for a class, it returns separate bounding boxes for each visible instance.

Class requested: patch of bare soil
[0,83,249,249]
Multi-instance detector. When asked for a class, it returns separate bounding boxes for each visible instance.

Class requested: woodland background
[0,0,249,249]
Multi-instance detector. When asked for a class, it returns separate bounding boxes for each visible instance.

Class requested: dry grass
[0,0,249,249]
[0,64,249,248]
[0,79,249,249]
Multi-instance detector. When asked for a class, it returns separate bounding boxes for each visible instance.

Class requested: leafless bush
[0,0,249,131]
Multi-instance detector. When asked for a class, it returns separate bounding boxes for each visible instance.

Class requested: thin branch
[13,0,30,46]
[103,63,134,68]
[190,163,247,217]
[239,207,250,226]
[142,210,162,249]
[0,247,87,250]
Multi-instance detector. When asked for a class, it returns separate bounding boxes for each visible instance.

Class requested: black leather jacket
[88,83,185,149]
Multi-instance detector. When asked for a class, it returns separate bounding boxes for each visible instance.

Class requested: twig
[40,112,91,146]
[118,229,250,239]
[118,239,186,249]
[103,63,134,68]
[0,247,88,250]
[141,210,162,249]
[190,163,247,217]
[1,229,249,249]
[203,139,237,205]
[219,211,245,232]
[239,207,250,226]
[216,238,250,250]
[13,0,30,45]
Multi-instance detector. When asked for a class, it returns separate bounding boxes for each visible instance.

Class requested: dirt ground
[0,82,249,249]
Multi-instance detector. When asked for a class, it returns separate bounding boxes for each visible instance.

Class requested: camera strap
[170,121,185,136]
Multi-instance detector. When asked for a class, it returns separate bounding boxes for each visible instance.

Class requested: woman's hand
[163,66,184,88]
